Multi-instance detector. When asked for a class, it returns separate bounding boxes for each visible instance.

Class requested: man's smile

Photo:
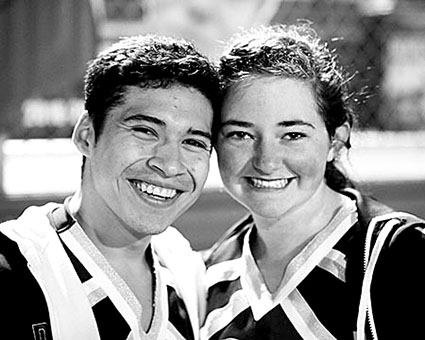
[129,179,180,200]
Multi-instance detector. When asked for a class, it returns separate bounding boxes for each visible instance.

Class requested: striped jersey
[201,199,360,340]
[0,203,199,340]
[57,220,196,340]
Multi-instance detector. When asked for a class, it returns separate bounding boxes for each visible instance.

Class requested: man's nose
[147,142,185,177]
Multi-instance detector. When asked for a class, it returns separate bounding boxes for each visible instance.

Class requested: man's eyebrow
[123,113,165,126]
[189,128,212,141]
[124,113,211,140]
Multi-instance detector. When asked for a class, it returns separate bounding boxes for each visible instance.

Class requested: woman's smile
[246,177,295,190]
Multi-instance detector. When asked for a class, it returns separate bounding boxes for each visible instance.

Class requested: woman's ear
[327,122,351,162]
[72,111,95,158]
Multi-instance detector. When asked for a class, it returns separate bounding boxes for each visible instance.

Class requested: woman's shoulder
[342,187,425,252]
[342,187,424,226]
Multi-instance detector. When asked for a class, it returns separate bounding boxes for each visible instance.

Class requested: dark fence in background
[1,0,425,139]
[269,0,425,131]
[0,0,98,139]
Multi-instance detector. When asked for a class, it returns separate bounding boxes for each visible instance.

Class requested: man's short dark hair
[84,34,221,140]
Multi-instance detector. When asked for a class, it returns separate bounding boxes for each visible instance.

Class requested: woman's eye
[224,131,252,140]
[282,132,305,141]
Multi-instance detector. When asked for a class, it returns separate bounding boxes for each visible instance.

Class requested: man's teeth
[133,181,177,199]
[250,178,289,189]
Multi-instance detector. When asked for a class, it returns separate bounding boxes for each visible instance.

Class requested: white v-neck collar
[240,199,357,321]
[60,222,167,339]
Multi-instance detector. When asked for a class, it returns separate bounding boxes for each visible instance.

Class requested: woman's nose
[147,142,185,177]
[252,140,281,174]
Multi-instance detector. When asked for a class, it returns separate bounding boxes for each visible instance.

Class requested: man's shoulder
[151,226,196,265]
[151,226,205,289]
[0,228,53,338]
[0,202,63,273]
[203,214,253,268]
[0,202,62,235]
[0,231,24,272]
[152,227,205,339]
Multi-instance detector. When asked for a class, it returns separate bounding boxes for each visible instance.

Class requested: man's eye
[132,126,157,137]
[282,132,305,141]
[184,139,211,152]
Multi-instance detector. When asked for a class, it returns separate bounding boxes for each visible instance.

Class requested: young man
[0,34,220,340]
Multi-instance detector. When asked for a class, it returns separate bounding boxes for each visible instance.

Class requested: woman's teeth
[250,178,289,189]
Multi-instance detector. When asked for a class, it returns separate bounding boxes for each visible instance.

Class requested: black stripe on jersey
[92,297,131,340]
[61,241,92,283]
[0,232,53,339]
[48,205,93,283]
[58,239,132,339]
[207,279,242,314]
[298,267,357,339]
[49,206,132,339]
[167,285,195,340]
[209,305,302,340]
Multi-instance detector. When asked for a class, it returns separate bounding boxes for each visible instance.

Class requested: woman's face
[216,77,335,220]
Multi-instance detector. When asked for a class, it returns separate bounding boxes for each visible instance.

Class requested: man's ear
[72,111,95,157]
[327,122,351,162]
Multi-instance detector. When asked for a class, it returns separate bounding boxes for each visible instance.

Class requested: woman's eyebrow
[278,120,316,129]
[221,119,315,129]
[220,119,253,128]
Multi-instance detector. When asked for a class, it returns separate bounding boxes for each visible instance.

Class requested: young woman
[201,23,425,340]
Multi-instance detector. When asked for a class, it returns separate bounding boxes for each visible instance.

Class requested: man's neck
[107,243,156,333]
[68,189,152,252]
[68,191,156,332]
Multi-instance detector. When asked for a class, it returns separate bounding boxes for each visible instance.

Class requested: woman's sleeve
[372,221,425,339]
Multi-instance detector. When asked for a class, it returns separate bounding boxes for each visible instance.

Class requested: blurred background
[0,0,424,249]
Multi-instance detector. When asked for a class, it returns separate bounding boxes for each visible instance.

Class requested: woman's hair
[219,23,357,191]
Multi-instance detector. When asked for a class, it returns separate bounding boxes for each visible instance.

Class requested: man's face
[77,85,213,238]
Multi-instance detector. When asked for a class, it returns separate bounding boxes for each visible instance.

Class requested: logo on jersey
[32,322,50,340]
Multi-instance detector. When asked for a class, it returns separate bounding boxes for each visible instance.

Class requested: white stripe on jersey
[83,277,107,307]
[271,203,357,304]
[60,224,144,338]
[202,198,359,340]
[206,258,243,289]
[201,289,249,340]
[167,322,192,340]
[318,249,347,282]
[282,289,338,340]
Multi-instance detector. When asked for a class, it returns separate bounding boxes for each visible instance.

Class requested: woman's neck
[250,187,348,293]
